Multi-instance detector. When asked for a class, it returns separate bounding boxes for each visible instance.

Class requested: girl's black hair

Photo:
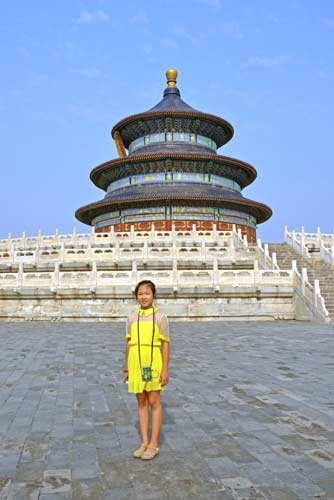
[135,280,156,298]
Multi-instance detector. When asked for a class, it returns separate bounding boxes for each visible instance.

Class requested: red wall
[96,220,256,243]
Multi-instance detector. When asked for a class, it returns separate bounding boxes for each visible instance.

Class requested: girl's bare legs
[136,392,149,445]
[147,390,162,447]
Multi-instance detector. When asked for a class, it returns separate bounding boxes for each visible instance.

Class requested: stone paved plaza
[0,321,333,500]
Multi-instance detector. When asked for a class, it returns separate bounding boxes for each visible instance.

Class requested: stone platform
[0,321,333,499]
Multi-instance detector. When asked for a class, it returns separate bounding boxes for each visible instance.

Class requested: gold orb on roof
[166,68,178,87]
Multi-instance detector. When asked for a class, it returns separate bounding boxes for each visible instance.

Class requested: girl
[123,280,170,460]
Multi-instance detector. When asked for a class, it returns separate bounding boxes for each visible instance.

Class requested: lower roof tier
[90,154,257,191]
[75,185,272,226]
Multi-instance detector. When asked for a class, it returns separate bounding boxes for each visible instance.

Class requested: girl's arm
[160,340,170,386]
[123,340,130,383]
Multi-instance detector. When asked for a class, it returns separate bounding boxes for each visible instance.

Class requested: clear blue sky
[1,0,334,242]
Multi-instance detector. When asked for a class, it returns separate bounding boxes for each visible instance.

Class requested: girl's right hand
[122,370,128,383]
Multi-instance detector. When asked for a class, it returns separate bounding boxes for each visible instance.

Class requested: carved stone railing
[256,238,279,270]
[0,259,328,321]
[284,226,310,259]
[290,260,329,322]
[0,264,292,292]
[284,226,334,266]
[0,225,237,251]
[0,225,261,267]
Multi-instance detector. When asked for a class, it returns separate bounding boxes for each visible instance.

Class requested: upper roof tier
[111,69,234,154]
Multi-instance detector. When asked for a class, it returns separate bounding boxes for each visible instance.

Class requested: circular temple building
[75,69,272,242]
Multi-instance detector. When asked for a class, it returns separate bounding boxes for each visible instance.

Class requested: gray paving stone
[0,321,333,499]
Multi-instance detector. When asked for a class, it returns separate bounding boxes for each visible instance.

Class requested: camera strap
[137,309,155,370]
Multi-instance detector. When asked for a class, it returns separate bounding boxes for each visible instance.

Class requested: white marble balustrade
[285,226,334,265]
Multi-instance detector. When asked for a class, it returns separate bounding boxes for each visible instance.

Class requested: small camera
[141,366,153,381]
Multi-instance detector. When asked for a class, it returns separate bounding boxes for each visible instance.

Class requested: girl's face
[136,284,154,309]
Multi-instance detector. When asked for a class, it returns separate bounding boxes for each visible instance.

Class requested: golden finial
[166,68,178,87]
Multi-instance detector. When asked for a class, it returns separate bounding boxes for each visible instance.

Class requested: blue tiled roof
[147,86,198,113]
[104,182,243,202]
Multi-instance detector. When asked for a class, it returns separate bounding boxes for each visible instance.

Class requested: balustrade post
[313,279,320,308]
[291,230,296,249]
[130,224,135,243]
[291,260,297,272]
[171,237,177,262]
[253,259,259,285]
[264,243,269,258]
[301,268,308,296]
[150,224,155,241]
[58,241,64,263]
[72,227,77,244]
[191,224,197,243]
[320,240,325,259]
[53,262,60,290]
[301,232,305,248]
[10,244,15,264]
[115,239,120,261]
[243,234,248,247]
[22,231,26,247]
[257,238,262,249]
[212,258,219,292]
[212,222,217,239]
[172,256,178,292]
[317,227,321,245]
[284,225,288,241]
[201,240,206,263]
[143,239,148,264]
[8,234,14,256]
[331,243,334,266]
[272,252,277,269]
[110,225,116,245]
[90,226,95,247]
[37,229,42,246]
[131,260,137,292]
[91,261,97,291]
[18,262,23,288]
[301,232,308,259]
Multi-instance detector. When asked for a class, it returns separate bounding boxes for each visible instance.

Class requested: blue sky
[1,0,334,242]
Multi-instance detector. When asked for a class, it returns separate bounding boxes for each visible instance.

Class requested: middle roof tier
[90,154,257,192]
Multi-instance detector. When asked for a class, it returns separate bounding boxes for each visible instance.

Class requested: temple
[75,69,272,243]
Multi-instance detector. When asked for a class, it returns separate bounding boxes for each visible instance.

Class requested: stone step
[267,243,334,319]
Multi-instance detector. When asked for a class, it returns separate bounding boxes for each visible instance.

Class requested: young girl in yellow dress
[123,280,170,460]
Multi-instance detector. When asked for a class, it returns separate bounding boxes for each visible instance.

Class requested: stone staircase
[268,243,334,320]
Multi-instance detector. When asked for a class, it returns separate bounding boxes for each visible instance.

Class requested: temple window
[128,132,217,153]
[107,172,241,193]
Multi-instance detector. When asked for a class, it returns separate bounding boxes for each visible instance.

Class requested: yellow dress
[126,307,170,394]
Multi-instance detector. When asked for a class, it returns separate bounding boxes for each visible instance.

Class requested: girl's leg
[147,390,162,448]
[136,391,149,445]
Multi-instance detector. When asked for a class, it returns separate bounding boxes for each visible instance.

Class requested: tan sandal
[141,446,160,460]
[133,443,148,458]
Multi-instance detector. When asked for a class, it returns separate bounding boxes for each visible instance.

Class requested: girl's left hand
[160,369,169,386]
